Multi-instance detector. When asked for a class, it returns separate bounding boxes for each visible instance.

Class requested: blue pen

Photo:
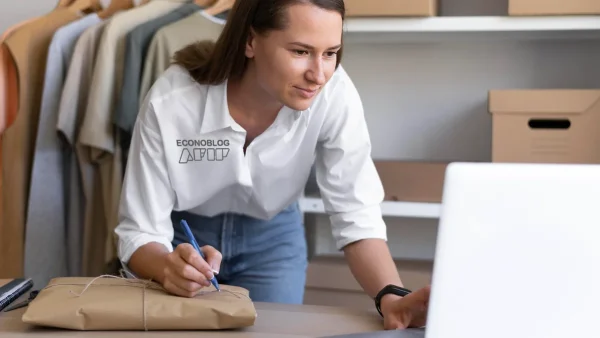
[179,219,221,291]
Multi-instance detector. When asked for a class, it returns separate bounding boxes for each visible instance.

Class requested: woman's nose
[306,59,326,85]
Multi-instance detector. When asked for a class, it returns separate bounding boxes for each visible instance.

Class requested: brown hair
[172,0,345,85]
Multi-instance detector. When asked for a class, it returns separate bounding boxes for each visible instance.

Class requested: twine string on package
[21,276,257,331]
[63,275,251,331]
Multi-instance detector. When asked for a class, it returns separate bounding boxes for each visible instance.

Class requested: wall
[0,0,141,33]
[0,1,57,33]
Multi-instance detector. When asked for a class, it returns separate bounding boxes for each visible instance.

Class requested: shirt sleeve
[315,69,388,250]
[114,29,141,133]
[114,99,176,264]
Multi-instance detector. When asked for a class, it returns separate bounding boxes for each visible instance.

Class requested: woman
[115,0,430,330]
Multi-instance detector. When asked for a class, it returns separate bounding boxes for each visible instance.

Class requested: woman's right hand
[161,243,222,297]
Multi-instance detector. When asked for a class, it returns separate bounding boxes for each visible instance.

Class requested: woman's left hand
[380,285,431,330]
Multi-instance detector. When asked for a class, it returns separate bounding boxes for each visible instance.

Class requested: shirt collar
[199,79,306,135]
[200,79,239,134]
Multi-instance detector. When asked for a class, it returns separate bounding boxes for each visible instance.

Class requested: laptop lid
[321,328,425,338]
[425,162,600,338]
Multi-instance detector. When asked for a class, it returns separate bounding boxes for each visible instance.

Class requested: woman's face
[245,3,343,111]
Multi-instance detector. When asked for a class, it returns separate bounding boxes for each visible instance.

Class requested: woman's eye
[293,50,309,56]
[325,51,338,57]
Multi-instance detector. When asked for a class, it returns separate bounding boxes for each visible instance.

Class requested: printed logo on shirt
[176,139,230,163]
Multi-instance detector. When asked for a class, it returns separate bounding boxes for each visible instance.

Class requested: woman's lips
[294,86,318,99]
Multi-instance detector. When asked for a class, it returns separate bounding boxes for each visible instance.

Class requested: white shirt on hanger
[199,10,227,25]
[115,64,387,264]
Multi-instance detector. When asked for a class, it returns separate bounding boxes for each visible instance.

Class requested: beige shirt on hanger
[138,10,225,113]
[0,16,39,279]
[0,18,37,133]
[78,0,190,269]
[1,8,82,279]
[57,20,109,277]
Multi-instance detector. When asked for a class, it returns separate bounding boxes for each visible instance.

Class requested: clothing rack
[0,0,229,288]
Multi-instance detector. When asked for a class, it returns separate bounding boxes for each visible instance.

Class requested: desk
[1,295,386,338]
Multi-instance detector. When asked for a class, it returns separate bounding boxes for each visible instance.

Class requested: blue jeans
[170,202,308,304]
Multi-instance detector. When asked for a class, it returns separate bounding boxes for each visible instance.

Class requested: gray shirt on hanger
[114,3,203,139]
[25,13,102,287]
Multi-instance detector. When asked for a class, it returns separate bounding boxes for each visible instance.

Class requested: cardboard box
[509,0,600,15]
[374,161,449,203]
[344,0,438,17]
[489,89,600,164]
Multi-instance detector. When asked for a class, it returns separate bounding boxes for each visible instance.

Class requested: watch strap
[374,284,412,317]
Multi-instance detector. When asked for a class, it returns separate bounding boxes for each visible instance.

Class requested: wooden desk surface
[1,294,385,338]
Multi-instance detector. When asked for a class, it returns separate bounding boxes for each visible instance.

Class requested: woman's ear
[245,28,256,59]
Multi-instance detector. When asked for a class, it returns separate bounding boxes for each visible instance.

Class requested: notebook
[0,278,33,311]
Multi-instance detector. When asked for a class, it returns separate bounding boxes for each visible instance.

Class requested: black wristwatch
[374,284,412,317]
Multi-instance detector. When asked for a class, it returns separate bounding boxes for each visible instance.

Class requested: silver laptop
[426,162,600,338]
[323,162,600,338]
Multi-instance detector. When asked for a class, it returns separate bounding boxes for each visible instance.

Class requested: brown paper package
[21,276,257,331]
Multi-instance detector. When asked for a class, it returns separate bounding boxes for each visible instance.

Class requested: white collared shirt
[115,64,387,264]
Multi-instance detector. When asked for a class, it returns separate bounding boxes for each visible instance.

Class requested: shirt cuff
[119,262,140,279]
[118,233,174,265]
[329,204,388,250]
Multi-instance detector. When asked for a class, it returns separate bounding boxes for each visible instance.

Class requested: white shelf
[299,197,441,219]
[346,15,600,33]
[342,15,600,42]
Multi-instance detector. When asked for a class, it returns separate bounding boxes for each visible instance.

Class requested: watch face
[386,285,411,296]
[375,285,413,317]
[395,286,412,296]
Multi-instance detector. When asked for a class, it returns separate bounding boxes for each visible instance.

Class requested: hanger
[203,0,234,16]
[97,0,135,19]
[195,0,216,7]
[56,0,75,7]
[68,0,103,13]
